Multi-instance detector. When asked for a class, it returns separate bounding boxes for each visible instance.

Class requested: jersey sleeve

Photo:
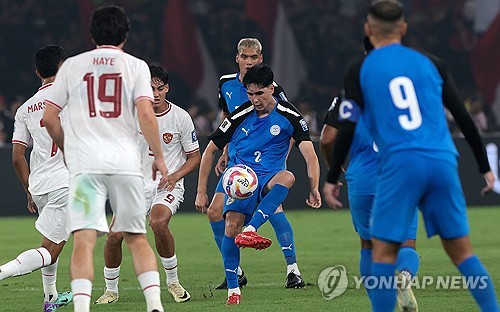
[12,107,29,146]
[218,79,229,113]
[208,101,253,149]
[323,96,341,128]
[45,61,69,111]
[134,60,154,103]
[276,101,311,146]
[179,111,200,154]
[272,82,288,101]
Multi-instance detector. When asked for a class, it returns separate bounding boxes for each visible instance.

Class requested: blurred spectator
[466,94,488,133]
[0,95,14,145]
[296,98,320,138]
[187,98,216,138]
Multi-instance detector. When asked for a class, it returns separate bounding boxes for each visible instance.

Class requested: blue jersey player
[195,38,304,291]
[196,64,321,305]
[326,1,498,311]
[321,91,419,311]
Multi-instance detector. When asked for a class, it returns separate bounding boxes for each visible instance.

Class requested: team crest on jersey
[219,118,231,133]
[191,130,198,142]
[270,125,281,136]
[163,133,173,144]
[299,119,309,131]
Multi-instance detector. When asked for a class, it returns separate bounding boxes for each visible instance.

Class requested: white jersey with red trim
[140,102,199,190]
[12,83,69,195]
[45,46,153,177]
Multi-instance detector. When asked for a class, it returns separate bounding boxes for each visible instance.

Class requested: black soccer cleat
[285,271,305,289]
[215,271,248,290]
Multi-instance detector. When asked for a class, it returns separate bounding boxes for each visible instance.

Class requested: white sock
[138,271,163,312]
[228,287,241,296]
[42,259,58,302]
[0,247,51,279]
[103,266,120,294]
[71,278,92,312]
[287,263,300,276]
[237,266,243,276]
[244,225,256,232]
[161,255,179,285]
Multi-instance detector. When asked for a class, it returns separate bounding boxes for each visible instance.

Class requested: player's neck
[154,100,170,114]
[371,37,401,49]
[41,76,55,86]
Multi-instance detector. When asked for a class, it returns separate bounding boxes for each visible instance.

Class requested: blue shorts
[348,193,418,241]
[222,171,277,219]
[371,151,468,243]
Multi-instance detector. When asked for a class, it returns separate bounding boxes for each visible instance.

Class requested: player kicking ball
[196,64,321,305]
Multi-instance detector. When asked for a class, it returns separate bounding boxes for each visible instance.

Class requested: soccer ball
[222,164,258,200]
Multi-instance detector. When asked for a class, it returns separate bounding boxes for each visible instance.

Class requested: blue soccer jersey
[209,100,311,177]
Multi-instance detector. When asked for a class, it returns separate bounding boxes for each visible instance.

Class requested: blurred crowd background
[1,0,499,146]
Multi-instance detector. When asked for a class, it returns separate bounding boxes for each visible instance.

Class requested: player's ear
[235,53,239,64]
[400,21,408,37]
[165,83,170,93]
[364,22,372,37]
[35,69,42,79]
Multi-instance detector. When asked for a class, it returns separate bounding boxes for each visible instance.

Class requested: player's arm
[319,96,341,169]
[215,110,230,176]
[195,141,220,212]
[297,141,322,209]
[12,143,37,213]
[136,98,168,188]
[434,57,494,194]
[43,104,64,152]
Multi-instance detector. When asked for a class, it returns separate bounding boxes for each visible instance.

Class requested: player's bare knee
[207,203,223,222]
[224,221,242,238]
[149,213,169,234]
[279,170,295,187]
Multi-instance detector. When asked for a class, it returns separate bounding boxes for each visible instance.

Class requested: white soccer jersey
[12,83,69,195]
[45,46,153,177]
[140,102,199,190]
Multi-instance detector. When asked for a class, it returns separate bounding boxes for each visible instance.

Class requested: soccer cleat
[235,231,272,250]
[215,271,248,290]
[226,292,241,305]
[168,283,191,303]
[43,291,73,311]
[94,290,119,304]
[397,272,418,312]
[285,271,305,288]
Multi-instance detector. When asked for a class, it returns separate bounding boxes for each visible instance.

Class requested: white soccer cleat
[168,283,191,303]
[94,290,119,304]
[397,272,418,312]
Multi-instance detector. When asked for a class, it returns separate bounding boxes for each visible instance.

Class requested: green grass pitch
[1,208,499,311]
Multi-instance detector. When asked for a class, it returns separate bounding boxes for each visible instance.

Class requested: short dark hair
[150,65,169,84]
[369,0,404,22]
[242,64,273,88]
[90,5,130,46]
[35,45,67,78]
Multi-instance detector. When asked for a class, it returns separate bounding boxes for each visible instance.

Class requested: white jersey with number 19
[45,45,153,177]
[12,83,69,195]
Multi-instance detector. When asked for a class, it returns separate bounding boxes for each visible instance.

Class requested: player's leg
[422,159,498,311]
[269,205,304,288]
[209,181,247,290]
[244,170,294,232]
[149,188,190,303]
[222,210,246,305]
[108,175,164,312]
[94,224,124,304]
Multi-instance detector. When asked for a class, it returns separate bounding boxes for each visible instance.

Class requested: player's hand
[195,192,209,213]
[215,152,229,176]
[152,158,168,189]
[27,192,37,213]
[306,188,322,209]
[481,171,495,196]
[164,172,180,192]
[322,182,343,209]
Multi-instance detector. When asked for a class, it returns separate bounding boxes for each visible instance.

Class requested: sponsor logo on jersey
[226,91,233,99]
[191,130,198,142]
[163,132,173,144]
[241,127,250,136]
[219,118,231,133]
[299,119,309,131]
[270,125,281,136]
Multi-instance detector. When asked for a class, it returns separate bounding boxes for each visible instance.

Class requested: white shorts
[68,174,147,234]
[144,181,184,215]
[33,187,70,244]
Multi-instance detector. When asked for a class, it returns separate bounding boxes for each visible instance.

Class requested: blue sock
[248,184,289,230]
[396,246,420,277]
[270,212,296,265]
[221,235,240,289]
[360,248,373,300]
[210,220,225,252]
[457,255,499,312]
[370,262,397,312]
